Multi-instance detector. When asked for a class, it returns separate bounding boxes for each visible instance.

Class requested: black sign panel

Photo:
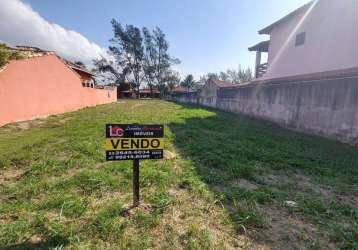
[105,124,164,161]
[106,124,164,138]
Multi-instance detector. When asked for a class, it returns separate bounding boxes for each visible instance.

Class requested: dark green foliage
[200,65,253,84]
[0,44,25,68]
[94,22,180,96]
[180,74,197,92]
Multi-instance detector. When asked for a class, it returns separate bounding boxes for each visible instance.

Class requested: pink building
[249,0,358,81]
[0,47,117,126]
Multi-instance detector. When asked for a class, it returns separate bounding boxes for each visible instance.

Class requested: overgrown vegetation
[0,100,357,249]
[199,65,253,84]
[0,44,25,68]
[94,21,180,97]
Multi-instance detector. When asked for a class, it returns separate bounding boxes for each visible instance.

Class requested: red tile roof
[172,86,188,93]
[64,60,95,76]
[211,79,236,88]
[139,88,160,94]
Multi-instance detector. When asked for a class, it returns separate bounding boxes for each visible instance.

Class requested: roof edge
[248,40,270,52]
[258,1,314,35]
[211,78,236,88]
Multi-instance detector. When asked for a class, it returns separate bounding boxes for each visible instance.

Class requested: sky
[0,0,310,78]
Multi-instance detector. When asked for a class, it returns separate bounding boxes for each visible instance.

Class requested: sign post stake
[133,159,140,207]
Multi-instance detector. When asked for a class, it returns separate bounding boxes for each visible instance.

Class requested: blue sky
[18,0,309,78]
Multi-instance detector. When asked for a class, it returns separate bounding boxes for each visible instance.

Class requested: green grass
[0,100,357,249]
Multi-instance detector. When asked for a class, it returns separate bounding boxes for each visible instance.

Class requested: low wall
[168,92,198,105]
[170,77,358,145]
[81,87,117,107]
[0,55,117,126]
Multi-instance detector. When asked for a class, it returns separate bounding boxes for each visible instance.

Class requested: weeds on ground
[1,100,357,249]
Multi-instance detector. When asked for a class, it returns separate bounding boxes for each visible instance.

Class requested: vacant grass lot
[0,100,357,249]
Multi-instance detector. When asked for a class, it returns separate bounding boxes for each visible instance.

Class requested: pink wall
[0,54,117,126]
[264,0,358,79]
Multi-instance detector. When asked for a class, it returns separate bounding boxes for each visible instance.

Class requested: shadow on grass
[0,235,69,250]
[167,102,358,246]
[168,103,358,183]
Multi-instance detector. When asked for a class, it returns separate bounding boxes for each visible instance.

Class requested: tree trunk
[136,85,140,99]
[150,85,153,98]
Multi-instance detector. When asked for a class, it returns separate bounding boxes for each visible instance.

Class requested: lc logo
[109,125,124,137]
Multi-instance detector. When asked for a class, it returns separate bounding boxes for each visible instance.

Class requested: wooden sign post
[105,124,164,207]
[133,159,140,206]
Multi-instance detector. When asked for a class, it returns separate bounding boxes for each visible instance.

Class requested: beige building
[199,79,235,108]
[249,0,358,80]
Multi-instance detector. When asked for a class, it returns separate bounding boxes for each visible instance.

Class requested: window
[295,32,306,47]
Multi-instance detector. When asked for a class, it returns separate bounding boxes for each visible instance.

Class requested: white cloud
[0,0,108,67]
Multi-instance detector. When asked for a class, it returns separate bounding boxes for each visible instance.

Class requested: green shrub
[0,44,25,68]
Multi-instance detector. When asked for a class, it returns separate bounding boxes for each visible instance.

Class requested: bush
[0,44,25,68]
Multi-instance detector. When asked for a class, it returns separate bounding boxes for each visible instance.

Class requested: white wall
[199,80,219,108]
[264,0,358,79]
[216,76,358,145]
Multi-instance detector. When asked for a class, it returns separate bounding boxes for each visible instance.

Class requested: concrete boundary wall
[169,77,358,145]
[168,92,198,105]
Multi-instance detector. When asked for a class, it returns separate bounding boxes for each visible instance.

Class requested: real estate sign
[105,124,164,161]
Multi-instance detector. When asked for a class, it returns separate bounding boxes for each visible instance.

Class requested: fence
[169,76,358,145]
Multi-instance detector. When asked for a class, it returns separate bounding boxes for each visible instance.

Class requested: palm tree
[181,74,196,93]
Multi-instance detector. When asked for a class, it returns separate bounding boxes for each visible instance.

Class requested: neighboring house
[168,86,199,105]
[65,60,96,88]
[171,86,189,94]
[117,82,134,98]
[199,78,235,108]
[249,0,358,81]
[0,45,117,126]
[138,88,160,98]
[118,86,160,99]
[171,86,198,94]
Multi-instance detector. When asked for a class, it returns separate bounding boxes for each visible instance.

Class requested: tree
[219,71,230,82]
[236,65,253,83]
[243,68,253,82]
[93,56,125,86]
[99,19,145,98]
[94,22,180,98]
[74,61,86,68]
[226,68,241,84]
[181,74,196,93]
[142,27,157,97]
[93,21,145,94]
[199,73,218,83]
[200,65,253,84]
[110,20,145,98]
[164,70,181,94]
[142,27,180,96]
